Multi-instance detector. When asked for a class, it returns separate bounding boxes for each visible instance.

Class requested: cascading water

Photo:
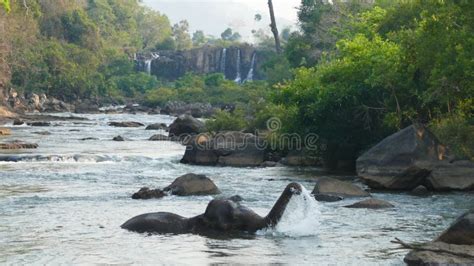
[244,52,257,83]
[258,185,321,237]
[145,53,160,75]
[220,48,227,75]
[234,49,242,84]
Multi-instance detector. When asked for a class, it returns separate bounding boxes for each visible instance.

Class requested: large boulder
[168,114,205,137]
[357,124,474,191]
[108,121,144,127]
[404,209,474,265]
[163,173,220,196]
[312,177,370,201]
[180,131,266,167]
[437,209,474,245]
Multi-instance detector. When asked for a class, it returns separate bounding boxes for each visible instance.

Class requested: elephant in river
[121,183,302,234]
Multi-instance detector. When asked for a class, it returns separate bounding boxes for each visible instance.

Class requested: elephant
[121,183,303,234]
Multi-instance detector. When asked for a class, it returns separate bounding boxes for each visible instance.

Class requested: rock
[75,101,100,113]
[163,173,221,196]
[356,124,456,190]
[260,161,277,167]
[427,160,474,191]
[42,97,73,112]
[13,119,24,125]
[149,134,170,141]
[0,128,11,135]
[145,123,168,130]
[124,104,150,114]
[0,141,38,149]
[311,177,370,199]
[314,194,344,202]
[80,137,99,141]
[168,114,205,138]
[180,132,266,167]
[345,199,394,209]
[113,135,125,141]
[131,187,166,200]
[33,131,51,136]
[161,101,216,118]
[410,185,429,196]
[28,122,51,127]
[404,242,474,265]
[437,209,474,245]
[108,121,144,127]
[282,149,320,166]
[403,210,474,265]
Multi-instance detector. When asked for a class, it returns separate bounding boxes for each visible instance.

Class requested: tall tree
[267,0,281,53]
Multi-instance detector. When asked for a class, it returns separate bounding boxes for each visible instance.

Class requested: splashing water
[258,185,320,237]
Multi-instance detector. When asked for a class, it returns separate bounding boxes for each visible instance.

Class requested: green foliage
[221,28,241,42]
[144,87,178,106]
[172,20,192,50]
[430,115,474,161]
[205,109,247,133]
[1,0,10,12]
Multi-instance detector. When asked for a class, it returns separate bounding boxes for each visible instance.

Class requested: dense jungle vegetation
[1,0,473,162]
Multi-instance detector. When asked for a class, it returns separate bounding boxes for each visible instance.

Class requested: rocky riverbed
[0,112,472,264]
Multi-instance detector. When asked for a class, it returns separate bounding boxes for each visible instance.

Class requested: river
[0,113,472,264]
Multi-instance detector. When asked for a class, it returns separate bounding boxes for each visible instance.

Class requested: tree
[221,28,233,40]
[267,0,281,53]
[172,20,192,50]
[0,0,10,12]
[137,9,172,51]
[192,30,206,46]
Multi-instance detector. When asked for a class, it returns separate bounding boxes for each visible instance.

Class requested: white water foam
[258,185,321,237]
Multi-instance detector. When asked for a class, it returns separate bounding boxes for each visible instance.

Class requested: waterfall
[244,52,257,83]
[220,48,227,74]
[145,53,160,75]
[234,49,242,84]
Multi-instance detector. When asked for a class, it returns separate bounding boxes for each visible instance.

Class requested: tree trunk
[268,0,281,54]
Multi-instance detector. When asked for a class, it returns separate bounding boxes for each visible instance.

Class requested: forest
[1,0,473,163]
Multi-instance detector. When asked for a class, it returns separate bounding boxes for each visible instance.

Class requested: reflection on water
[0,112,473,264]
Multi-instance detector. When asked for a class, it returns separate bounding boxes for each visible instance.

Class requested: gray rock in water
[0,141,38,150]
[345,199,394,209]
[437,209,474,245]
[28,122,51,127]
[132,187,166,200]
[410,185,429,196]
[404,209,474,265]
[149,134,171,141]
[312,177,370,199]
[163,173,220,196]
[145,123,168,131]
[113,135,125,141]
[314,194,344,202]
[108,121,144,127]
[356,124,474,191]
[13,119,24,125]
[168,114,204,137]
[180,132,266,167]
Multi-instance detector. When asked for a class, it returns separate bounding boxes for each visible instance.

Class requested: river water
[0,113,472,265]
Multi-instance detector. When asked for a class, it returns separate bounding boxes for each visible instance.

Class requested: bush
[430,115,474,161]
[205,109,247,133]
[144,87,178,107]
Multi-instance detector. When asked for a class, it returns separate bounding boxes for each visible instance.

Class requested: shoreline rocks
[0,141,38,149]
[108,121,144,128]
[168,114,205,138]
[356,124,474,191]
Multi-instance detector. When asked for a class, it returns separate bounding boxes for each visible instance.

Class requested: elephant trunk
[263,182,302,228]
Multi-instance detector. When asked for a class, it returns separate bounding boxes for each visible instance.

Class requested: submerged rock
[163,173,221,196]
[345,199,394,209]
[33,131,51,136]
[132,187,166,200]
[113,135,125,141]
[0,141,38,149]
[311,177,370,201]
[27,122,51,127]
[149,134,171,141]
[356,124,474,191]
[410,185,429,197]
[108,121,144,127]
[145,123,168,131]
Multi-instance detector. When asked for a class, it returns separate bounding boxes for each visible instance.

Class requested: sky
[142,0,301,42]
